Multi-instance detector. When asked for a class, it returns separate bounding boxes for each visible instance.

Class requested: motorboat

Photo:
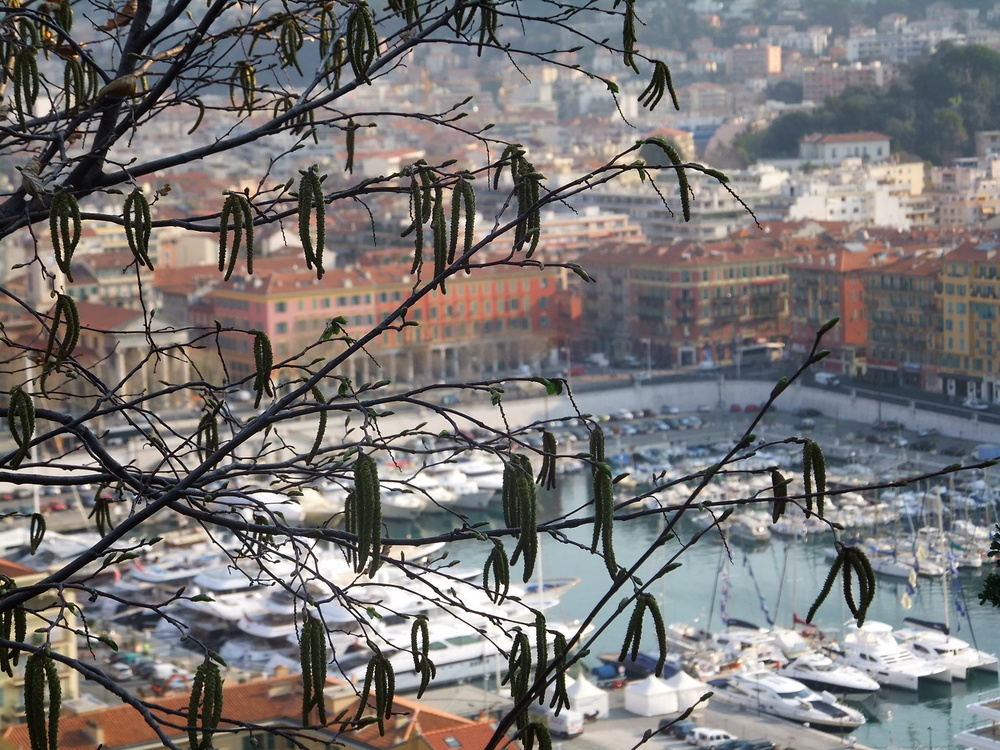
[894,624,999,680]
[727,512,772,543]
[709,669,866,730]
[665,622,715,655]
[711,626,784,670]
[131,549,223,585]
[344,617,589,693]
[771,628,880,697]
[344,621,504,693]
[838,620,952,690]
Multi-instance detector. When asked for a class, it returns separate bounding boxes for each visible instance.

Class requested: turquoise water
[389,470,1000,750]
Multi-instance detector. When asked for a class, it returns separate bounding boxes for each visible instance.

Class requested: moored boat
[709,669,866,730]
[838,620,952,690]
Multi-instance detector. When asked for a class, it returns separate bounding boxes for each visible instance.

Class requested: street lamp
[560,344,572,388]
[641,338,652,378]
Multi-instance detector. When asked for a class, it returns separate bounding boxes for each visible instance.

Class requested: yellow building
[0,559,79,727]
[937,239,1000,402]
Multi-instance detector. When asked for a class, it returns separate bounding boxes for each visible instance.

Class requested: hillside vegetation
[737,44,1000,165]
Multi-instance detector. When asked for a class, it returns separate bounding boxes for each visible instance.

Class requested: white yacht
[894,625,999,680]
[772,628,880,697]
[344,622,503,692]
[709,669,866,730]
[727,512,772,543]
[839,620,952,690]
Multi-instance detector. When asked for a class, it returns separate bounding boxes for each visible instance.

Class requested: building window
[276,322,288,333]
[275,302,287,313]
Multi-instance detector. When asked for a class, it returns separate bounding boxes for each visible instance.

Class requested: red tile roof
[814,131,890,144]
[421,722,511,750]
[1,677,483,750]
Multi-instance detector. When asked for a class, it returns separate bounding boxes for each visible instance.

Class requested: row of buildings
[578,221,1000,403]
[7,209,1000,408]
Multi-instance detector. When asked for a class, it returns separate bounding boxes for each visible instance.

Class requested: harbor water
[387,469,1000,750]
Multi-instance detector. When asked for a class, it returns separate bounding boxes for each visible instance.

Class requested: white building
[786,171,912,230]
[846,26,963,62]
[799,132,891,165]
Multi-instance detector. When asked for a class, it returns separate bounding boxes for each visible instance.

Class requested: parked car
[911,439,936,453]
[660,404,680,415]
[660,718,699,740]
[151,671,192,695]
[941,444,967,457]
[889,434,909,448]
[696,404,712,412]
[106,662,133,681]
[729,404,742,412]
[866,434,888,444]
[963,397,990,411]
[874,419,904,431]
[918,427,940,437]
[744,404,759,413]
[687,728,735,749]
[108,651,147,665]
[796,407,823,418]
[133,661,179,682]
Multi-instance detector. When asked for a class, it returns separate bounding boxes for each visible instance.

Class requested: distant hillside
[735,44,1000,165]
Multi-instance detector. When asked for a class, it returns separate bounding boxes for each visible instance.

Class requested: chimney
[85,720,104,746]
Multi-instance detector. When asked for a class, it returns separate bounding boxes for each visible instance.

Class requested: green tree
[742,45,1000,165]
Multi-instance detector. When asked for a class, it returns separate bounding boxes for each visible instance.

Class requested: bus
[738,342,784,368]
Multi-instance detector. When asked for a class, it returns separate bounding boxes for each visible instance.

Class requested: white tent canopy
[624,675,678,716]
[663,669,711,709]
[566,673,610,718]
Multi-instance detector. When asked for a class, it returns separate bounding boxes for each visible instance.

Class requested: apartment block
[725,44,782,77]
[0,559,79,727]
[578,239,791,368]
[802,61,889,103]
[787,241,888,375]
[862,252,944,390]
[937,239,1000,402]
[193,258,563,386]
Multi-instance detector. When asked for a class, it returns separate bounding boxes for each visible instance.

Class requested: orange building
[862,252,944,390]
[579,238,792,368]
[787,241,888,376]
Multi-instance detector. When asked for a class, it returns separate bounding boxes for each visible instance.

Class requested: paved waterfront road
[539,691,869,750]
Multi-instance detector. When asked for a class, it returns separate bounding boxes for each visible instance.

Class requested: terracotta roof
[815,131,890,144]
[947,238,1000,263]
[421,722,510,750]
[0,558,41,581]
[349,697,478,750]
[2,675,305,750]
[73,300,146,331]
[2,674,484,750]
[868,252,943,276]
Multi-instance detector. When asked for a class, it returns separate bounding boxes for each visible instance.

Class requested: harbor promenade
[415,684,874,750]
[573,697,872,750]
